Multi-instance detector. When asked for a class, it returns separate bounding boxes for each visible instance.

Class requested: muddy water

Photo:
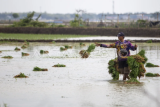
[0,42,160,107]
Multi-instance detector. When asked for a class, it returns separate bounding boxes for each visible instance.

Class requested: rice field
[0,42,160,107]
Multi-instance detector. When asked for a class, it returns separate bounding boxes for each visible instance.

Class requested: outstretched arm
[95,42,116,48]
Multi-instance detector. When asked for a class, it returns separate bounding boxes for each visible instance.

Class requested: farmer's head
[117,32,125,41]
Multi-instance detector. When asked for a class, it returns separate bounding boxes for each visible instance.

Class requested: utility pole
[117,14,119,24]
[157,13,159,21]
[128,14,130,24]
[142,14,143,20]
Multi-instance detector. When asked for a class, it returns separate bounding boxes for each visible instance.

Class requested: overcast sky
[0,0,160,14]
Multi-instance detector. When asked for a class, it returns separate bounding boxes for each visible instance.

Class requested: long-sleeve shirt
[100,40,136,61]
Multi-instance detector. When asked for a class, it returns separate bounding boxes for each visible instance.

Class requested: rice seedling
[53,63,66,67]
[60,47,67,51]
[79,44,95,58]
[21,45,27,49]
[14,47,21,51]
[14,73,28,78]
[145,63,159,67]
[22,52,29,56]
[64,45,72,49]
[145,72,160,77]
[33,66,48,71]
[2,56,13,59]
[80,42,86,46]
[40,50,49,54]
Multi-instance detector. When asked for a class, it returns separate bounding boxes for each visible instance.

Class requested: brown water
[0,42,160,107]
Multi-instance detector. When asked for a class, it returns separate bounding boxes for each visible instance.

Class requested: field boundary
[0,39,160,43]
[0,27,160,37]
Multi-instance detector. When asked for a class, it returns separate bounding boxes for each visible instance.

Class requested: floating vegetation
[79,44,95,58]
[14,73,28,78]
[53,63,66,67]
[33,66,48,71]
[146,40,152,43]
[64,45,72,49]
[14,47,21,51]
[21,45,27,49]
[22,52,29,56]
[145,63,159,67]
[40,50,49,54]
[145,72,160,77]
[60,47,67,51]
[80,42,86,46]
[0,51,2,53]
[2,56,13,59]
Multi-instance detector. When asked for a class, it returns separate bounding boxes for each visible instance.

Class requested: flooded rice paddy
[0,42,160,107]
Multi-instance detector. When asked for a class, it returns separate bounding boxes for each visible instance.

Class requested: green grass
[0,33,94,40]
[126,78,140,84]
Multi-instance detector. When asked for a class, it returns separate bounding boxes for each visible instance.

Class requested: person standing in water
[95,32,137,81]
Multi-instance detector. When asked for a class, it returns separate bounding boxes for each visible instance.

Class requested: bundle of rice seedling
[14,73,28,78]
[2,56,13,59]
[52,63,66,67]
[33,66,48,71]
[79,44,95,58]
[22,52,29,56]
[14,47,21,51]
[145,72,160,77]
[65,45,72,49]
[40,50,49,54]
[145,63,159,67]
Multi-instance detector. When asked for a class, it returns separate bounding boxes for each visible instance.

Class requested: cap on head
[117,32,125,37]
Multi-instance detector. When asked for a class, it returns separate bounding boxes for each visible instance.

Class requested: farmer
[95,32,137,81]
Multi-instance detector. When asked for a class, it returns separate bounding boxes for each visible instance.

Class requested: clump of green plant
[79,44,95,58]
[33,66,48,71]
[40,50,49,54]
[64,45,72,49]
[145,72,160,77]
[53,63,66,67]
[80,42,86,46]
[21,45,27,49]
[60,47,67,51]
[24,40,29,45]
[145,63,159,67]
[146,40,152,43]
[14,72,28,78]
[14,47,21,51]
[22,52,29,56]
[2,56,13,59]
[108,59,119,80]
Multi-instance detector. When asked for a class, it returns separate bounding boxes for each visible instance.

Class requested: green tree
[12,13,19,19]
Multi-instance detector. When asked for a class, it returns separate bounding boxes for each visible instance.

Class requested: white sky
[0,0,160,13]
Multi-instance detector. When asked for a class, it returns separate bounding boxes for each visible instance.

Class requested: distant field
[0,33,95,40]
